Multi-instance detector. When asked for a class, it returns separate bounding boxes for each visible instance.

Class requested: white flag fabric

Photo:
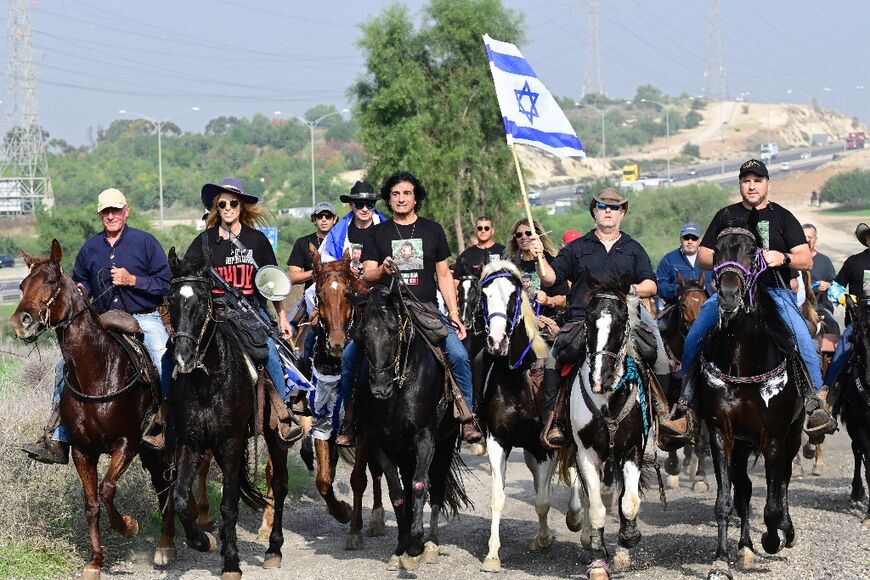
[483,34,585,157]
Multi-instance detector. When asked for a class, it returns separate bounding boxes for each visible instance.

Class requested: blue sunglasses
[595,201,623,211]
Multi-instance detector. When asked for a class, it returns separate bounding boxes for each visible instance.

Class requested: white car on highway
[780,162,791,171]
[800,152,811,159]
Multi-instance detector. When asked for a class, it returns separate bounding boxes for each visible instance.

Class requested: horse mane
[480,260,549,359]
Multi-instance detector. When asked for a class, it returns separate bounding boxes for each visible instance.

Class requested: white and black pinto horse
[474,260,584,572]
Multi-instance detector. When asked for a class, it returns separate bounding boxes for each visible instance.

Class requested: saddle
[97,309,161,405]
[214,301,270,366]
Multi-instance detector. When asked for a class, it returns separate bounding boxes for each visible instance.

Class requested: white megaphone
[255,265,292,301]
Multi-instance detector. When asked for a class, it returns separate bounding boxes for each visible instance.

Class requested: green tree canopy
[819,169,870,209]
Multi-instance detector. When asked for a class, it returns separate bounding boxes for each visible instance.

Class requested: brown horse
[11,240,176,580]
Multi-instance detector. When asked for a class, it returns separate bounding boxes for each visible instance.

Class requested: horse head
[313,248,359,359]
[359,282,406,399]
[168,246,214,374]
[713,211,764,321]
[585,271,631,394]
[479,260,524,356]
[12,239,79,342]
[678,271,708,327]
[457,274,480,331]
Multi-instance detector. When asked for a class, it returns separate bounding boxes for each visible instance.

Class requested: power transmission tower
[703,0,728,101]
[581,1,605,98]
[0,0,53,215]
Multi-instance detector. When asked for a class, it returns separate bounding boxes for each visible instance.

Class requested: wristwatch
[782,253,791,267]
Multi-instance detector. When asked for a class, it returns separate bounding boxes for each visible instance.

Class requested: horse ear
[20,249,33,268]
[50,239,63,264]
[677,272,685,287]
[310,243,321,273]
[168,247,180,275]
[341,248,351,265]
[747,208,760,235]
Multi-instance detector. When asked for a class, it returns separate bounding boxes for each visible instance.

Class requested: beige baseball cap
[97,188,128,212]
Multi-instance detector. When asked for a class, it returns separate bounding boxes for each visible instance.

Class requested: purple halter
[712,227,768,308]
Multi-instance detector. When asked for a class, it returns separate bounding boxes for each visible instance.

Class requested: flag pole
[509,143,548,270]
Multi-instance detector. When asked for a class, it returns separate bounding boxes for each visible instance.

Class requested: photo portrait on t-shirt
[392,238,424,285]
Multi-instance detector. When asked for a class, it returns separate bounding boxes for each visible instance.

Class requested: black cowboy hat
[201,177,259,210]
[856,222,870,247]
[340,180,378,204]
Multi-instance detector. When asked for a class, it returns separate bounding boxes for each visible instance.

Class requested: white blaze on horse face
[179,285,194,299]
[330,280,339,291]
[592,309,613,388]
[482,277,515,347]
[460,279,472,318]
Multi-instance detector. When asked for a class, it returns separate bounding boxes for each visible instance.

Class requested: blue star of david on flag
[514,81,539,124]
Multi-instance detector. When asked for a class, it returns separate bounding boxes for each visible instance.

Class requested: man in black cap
[661,159,837,448]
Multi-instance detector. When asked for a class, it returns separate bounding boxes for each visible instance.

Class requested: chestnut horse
[11,240,176,580]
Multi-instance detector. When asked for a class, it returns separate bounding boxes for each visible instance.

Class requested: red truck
[846,131,865,149]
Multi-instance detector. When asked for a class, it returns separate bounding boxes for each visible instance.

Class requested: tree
[352,0,525,249]
[682,142,700,158]
[819,169,870,209]
[633,84,665,105]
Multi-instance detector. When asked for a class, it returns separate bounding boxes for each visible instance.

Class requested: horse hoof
[222,572,241,580]
[736,546,755,569]
[400,552,422,571]
[693,480,709,493]
[205,532,218,552]
[333,501,352,525]
[468,442,487,456]
[153,546,176,567]
[367,507,386,537]
[811,464,823,477]
[121,515,139,537]
[263,553,282,569]
[345,533,363,551]
[587,559,610,580]
[566,513,582,533]
[664,454,680,476]
[422,541,439,564]
[786,529,798,549]
[707,559,732,579]
[802,442,816,460]
[589,529,604,551]
[529,531,554,552]
[668,474,680,489]
[761,530,785,554]
[386,554,401,571]
[82,566,101,580]
[197,515,215,532]
[612,548,631,573]
[481,556,502,572]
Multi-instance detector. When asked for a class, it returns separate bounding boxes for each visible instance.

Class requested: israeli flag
[483,34,585,158]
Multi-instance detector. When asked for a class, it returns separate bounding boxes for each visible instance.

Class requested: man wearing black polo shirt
[662,159,837,448]
[361,171,483,443]
[531,187,670,448]
[453,216,505,281]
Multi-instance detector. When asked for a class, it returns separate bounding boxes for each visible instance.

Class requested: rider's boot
[142,400,167,450]
[335,400,356,448]
[657,374,700,452]
[290,390,308,416]
[462,419,484,444]
[540,366,567,450]
[22,408,68,465]
[804,391,837,444]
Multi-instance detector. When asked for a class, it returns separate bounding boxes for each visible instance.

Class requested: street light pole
[585,102,629,176]
[640,98,670,181]
[823,87,848,152]
[118,106,200,229]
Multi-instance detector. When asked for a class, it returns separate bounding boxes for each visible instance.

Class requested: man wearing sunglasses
[453,216,506,282]
[530,187,671,449]
[655,223,715,307]
[288,202,337,289]
[320,181,386,267]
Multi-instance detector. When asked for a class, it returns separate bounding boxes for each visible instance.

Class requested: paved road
[107,429,868,579]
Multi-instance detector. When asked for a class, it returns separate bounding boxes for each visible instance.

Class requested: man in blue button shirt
[23,188,171,464]
[656,223,715,306]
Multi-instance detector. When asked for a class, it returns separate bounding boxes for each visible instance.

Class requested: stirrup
[335,421,356,448]
[276,416,304,447]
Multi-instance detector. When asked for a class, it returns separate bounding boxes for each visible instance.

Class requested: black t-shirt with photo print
[185,225,278,300]
[701,202,806,287]
[453,243,506,279]
[362,216,451,304]
[518,254,569,322]
[834,249,870,299]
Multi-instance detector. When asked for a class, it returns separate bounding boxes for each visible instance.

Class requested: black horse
[457,273,485,357]
[698,218,805,579]
[355,282,470,571]
[166,248,289,579]
[474,261,583,572]
[838,296,870,526]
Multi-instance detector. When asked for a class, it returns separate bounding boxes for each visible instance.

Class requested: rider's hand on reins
[450,314,467,340]
[110,266,136,287]
[762,249,786,267]
[382,255,396,276]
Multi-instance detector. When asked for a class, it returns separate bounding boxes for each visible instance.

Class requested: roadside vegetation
[818,169,870,210]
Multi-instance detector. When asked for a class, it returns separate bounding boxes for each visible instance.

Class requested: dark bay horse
[167,248,288,579]
[568,274,650,579]
[457,273,486,357]
[356,282,470,571]
[698,221,805,579]
[11,240,176,580]
[838,296,870,526]
[474,261,583,572]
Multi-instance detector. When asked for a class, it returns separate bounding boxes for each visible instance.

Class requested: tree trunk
[453,166,466,253]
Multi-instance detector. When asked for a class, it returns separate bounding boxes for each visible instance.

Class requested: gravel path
[103,430,868,579]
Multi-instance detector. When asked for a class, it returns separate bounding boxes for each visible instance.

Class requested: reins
[712,227,768,310]
[479,270,539,369]
[170,275,218,373]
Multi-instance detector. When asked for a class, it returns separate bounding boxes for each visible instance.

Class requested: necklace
[393,218,417,241]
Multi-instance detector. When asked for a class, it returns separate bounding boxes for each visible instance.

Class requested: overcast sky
[4,0,870,145]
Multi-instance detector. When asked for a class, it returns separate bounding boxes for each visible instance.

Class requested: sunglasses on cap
[352,200,376,210]
[513,230,533,239]
[682,234,699,241]
[218,199,240,209]
[476,225,491,232]
[313,212,334,220]
[595,201,623,211]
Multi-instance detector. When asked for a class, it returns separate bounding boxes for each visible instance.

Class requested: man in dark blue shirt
[655,223,715,306]
[23,188,171,463]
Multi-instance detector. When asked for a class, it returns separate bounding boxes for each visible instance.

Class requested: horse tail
[440,450,474,518]
[239,443,269,511]
[337,444,356,467]
[555,442,577,486]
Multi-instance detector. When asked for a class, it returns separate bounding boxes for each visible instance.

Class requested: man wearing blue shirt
[656,223,714,306]
[23,188,171,463]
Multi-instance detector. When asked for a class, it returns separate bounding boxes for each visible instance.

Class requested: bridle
[587,292,630,383]
[363,286,413,388]
[712,227,768,310]
[479,271,522,339]
[314,269,357,340]
[169,274,217,372]
[21,263,89,341]
[457,275,480,329]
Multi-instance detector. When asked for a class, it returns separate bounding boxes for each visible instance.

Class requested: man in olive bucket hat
[820,222,870,408]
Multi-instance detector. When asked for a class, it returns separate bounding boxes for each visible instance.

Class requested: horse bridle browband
[170,275,217,371]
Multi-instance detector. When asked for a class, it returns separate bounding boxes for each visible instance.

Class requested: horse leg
[565,462,585,534]
[760,431,798,555]
[314,438,352,523]
[694,427,711,493]
[404,428,435,563]
[196,451,215,531]
[171,446,215,554]
[213,442,245,579]
[481,436,508,572]
[372,447,407,568]
[367,456,386,537]
[140,448,177,567]
[812,441,824,476]
[346,441,369,550]
[708,425,734,576]
[421,433,456,566]
[97,441,140,538]
[257,457,275,540]
[851,440,867,505]
[71,448,104,580]
[617,457,642,550]
[576,445,606,551]
[263,429,289,568]
[523,448,556,552]
[732,443,755,569]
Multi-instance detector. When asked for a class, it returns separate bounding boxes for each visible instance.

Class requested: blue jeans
[824,323,852,386]
[340,339,358,411]
[444,324,474,412]
[682,287,823,392]
[52,311,170,444]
